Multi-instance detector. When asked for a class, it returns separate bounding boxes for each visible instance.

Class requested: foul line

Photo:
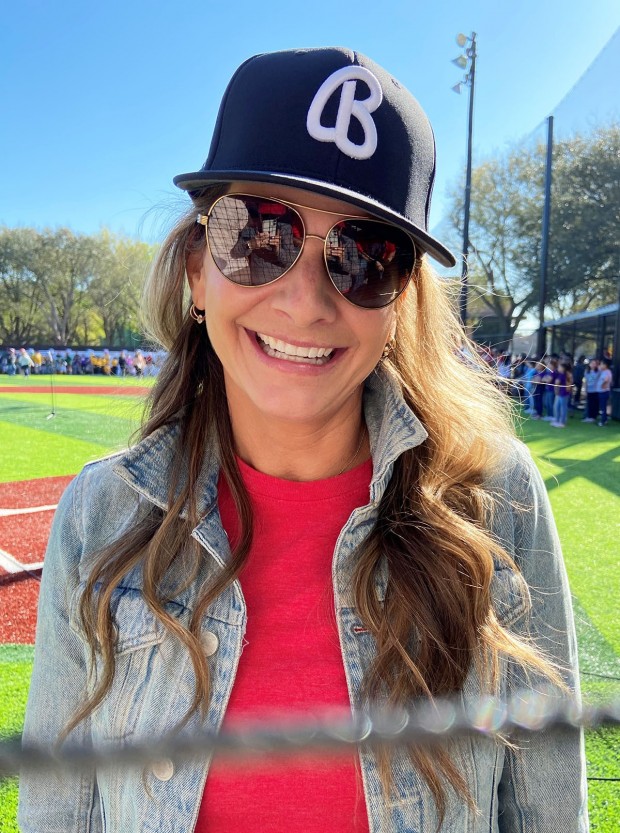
[0,505,57,518]
[0,504,52,577]
[0,548,44,575]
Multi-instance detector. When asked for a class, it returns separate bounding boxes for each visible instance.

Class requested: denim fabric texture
[553,394,569,426]
[18,368,588,832]
[543,389,555,419]
[598,391,610,424]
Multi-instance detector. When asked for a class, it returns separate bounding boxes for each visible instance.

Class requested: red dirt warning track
[0,475,73,644]
[0,385,147,396]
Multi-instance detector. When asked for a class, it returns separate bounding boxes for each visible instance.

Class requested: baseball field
[0,374,618,830]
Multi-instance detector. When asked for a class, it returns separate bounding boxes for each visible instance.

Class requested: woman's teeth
[256,333,335,364]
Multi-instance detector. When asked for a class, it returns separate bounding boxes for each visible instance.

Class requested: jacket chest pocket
[341,563,530,685]
[490,562,530,630]
[70,585,167,742]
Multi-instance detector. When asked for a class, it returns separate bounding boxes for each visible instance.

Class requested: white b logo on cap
[306,66,383,160]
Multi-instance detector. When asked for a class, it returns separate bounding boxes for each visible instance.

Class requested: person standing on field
[19,46,587,833]
[551,361,572,428]
[582,359,599,422]
[18,347,35,376]
[596,358,612,426]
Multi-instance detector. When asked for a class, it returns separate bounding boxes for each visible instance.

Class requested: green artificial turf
[0,646,33,833]
[0,396,143,449]
[520,416,620,653]
[0,380,147,481]
[518,413,620,831]
[0,422,113,481]
[0,393,618,829]
[0,782,18,833]
[0,374,152,387]
[1,391,146,413]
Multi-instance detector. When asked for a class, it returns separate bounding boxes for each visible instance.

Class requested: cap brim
[173,169,456,268]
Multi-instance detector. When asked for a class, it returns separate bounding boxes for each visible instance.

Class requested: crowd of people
[2,345,615,428]
[480,348,614,427]
[0,347,165,377]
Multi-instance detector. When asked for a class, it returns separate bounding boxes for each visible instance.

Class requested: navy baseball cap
[174,47,455,268]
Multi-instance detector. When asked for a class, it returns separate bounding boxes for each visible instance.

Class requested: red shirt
[195,456,373,833]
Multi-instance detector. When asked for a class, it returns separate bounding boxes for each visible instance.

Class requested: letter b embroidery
[306,66,383,161]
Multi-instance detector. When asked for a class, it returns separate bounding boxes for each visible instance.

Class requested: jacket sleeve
[496,443,589,832]
[18,474,101,833]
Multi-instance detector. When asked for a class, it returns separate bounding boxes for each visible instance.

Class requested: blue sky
[1,0,618,243]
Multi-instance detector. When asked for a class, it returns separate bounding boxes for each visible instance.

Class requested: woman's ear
[186,249,206,309]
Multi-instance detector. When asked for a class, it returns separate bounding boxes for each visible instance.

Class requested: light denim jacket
[19,370,588,832]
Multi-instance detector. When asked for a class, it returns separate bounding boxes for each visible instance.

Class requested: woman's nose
[269,236,338,326]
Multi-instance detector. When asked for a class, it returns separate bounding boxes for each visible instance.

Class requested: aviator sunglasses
[197,194,419,309]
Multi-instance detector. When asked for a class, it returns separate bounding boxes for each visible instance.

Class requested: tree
[31,229,103,344]
[0,228,46,344]
[88,232,154,345]
[0,228,154,346]
[545,126,620,314]
[0,226,154,346]
[447,122,620,339]
[448,151,543,340]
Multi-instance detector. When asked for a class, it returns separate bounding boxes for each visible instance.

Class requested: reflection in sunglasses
[200,195,416,307]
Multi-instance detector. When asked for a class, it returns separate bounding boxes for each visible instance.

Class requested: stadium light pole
[452,32,477,327]
[612,258,620,419]
[537,116,554,359]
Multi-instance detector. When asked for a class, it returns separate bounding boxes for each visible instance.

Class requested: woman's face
[187,182,399,429]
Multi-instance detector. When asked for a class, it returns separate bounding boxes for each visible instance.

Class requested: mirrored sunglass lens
[208,196,303,286]
[326,220,415,308]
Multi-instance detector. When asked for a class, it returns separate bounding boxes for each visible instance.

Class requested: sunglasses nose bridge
[298,232,335,287]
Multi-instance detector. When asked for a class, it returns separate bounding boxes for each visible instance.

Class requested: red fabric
[195,457,373,833]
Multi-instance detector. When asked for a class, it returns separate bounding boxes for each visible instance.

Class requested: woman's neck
[226,397,369,482]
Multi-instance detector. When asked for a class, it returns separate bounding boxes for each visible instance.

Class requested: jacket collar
[112,366,427,516]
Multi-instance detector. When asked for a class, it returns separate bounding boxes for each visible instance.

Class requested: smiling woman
[19,47,587,832]
[184,184,401,477]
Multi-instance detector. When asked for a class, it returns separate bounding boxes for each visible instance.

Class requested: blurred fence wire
[1,688,618,780]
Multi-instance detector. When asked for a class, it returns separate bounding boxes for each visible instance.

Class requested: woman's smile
[241,325,346,380]
[255,331,335,363]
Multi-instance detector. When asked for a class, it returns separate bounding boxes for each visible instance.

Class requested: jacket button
[201,630,219,656]
[151,758,174,781]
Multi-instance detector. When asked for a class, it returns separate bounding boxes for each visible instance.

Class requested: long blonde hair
[68,189,560,821]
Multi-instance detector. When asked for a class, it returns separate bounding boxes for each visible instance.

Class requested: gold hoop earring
[190,304,205,325]
[382,340,395,359]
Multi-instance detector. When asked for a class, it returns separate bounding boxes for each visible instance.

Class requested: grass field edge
[0,645,35,663]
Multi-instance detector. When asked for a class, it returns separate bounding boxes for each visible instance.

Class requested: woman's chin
[244,389,339,426]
